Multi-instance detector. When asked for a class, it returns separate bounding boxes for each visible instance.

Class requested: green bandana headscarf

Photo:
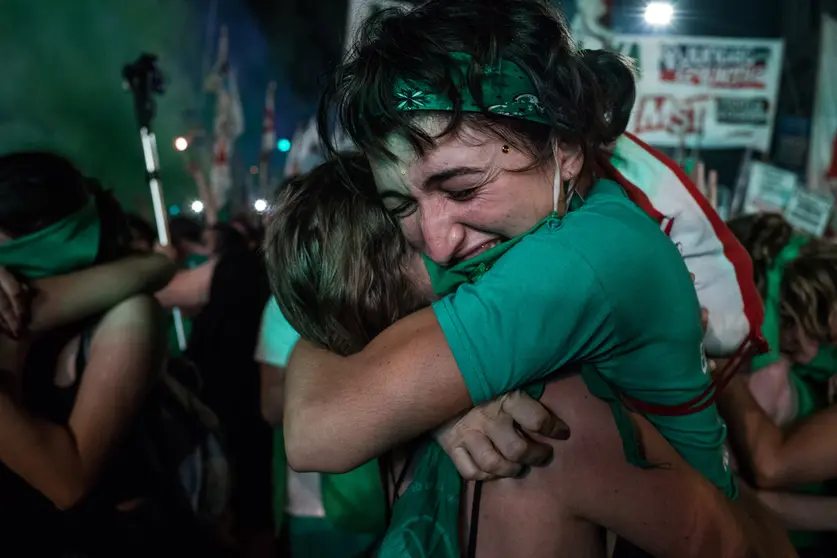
[393,51,580,294]
[751,234,811,370]
[393,52,551,126]
[0,198,100,278]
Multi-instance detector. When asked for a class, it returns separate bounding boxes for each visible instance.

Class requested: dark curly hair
[318,0,635,180]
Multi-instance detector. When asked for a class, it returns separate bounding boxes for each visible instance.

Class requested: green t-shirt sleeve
[431,230,617,405]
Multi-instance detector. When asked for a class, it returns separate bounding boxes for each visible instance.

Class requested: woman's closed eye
[447,187,479,202]
[388,199,418,219]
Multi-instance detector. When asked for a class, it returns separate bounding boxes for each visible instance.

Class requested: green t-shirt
[432,179,735,498]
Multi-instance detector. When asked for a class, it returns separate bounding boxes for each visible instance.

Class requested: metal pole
[124,54,188,351]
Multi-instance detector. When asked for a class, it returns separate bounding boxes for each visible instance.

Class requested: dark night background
[1,0,834,211]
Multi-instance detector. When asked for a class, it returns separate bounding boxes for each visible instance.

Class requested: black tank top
[0,319,154,548]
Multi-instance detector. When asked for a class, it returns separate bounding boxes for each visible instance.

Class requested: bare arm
[719,374,837,488]
[259,363,285,427]
[284,309,473,473]
[26,255,174,334]
[746,358,796,427]
[476,375,792,558]
[757,490,837,531]
[0,295,165,509]
[154,259,217,310]
[559,385,750,558]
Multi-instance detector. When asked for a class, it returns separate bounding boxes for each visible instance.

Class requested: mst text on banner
[613,34,784,151]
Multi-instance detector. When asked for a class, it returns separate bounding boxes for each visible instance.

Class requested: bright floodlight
[644,2,674,26]
[191,200,204,213]
[254,199,268,213]
[174,137,189,151]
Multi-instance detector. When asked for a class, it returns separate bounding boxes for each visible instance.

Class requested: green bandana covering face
[0,198,101,278]
[393,52,552,126]
[751,234,811,370]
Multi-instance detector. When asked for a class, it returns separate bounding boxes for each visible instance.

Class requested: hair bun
[581,49,637,143]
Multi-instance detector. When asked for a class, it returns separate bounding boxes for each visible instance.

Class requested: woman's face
[370,116,578,266]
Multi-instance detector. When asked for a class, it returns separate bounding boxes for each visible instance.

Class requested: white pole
[140,127,187,351]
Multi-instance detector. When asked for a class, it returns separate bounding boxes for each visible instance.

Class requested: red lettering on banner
[633,95,710,135]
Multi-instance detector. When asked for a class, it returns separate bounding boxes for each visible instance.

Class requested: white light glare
[644,2,674,26]
[174,137,189,151]
[191,200,204,213]
[254,199,268,213]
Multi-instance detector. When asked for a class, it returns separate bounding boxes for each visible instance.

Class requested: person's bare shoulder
[97,294,165,331]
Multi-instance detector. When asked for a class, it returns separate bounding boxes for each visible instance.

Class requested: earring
[501,145,510,154]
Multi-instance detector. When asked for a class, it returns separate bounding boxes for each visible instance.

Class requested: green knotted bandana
[0,198,101,278]
[393,52,551,125]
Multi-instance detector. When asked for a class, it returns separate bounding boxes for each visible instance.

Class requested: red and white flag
[205,26,244,208]
[260,81,277,191]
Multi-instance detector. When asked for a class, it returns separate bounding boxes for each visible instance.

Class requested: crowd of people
[0,0,836,556]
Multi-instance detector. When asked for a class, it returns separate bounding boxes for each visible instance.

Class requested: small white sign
[742,161,798,214]
[784,189,834,236]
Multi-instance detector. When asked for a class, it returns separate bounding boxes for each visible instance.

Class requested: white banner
[613,35,784,151]
[740,160,834,237]
[807,15,837,194]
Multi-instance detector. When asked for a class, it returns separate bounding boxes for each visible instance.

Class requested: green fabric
[286,515,379,558]
[271,427,386,537]
[321,459,388,534]
[794,345,837,383]
[378,442,462,558]
[0,198,100,278]
[580,364,653,468]
[751,235,812,370]
[423,214,552,297]
[431,178,736,498]
[185,253,209,270]
[393,52,550,125]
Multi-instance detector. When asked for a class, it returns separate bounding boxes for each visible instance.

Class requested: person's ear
[552,142,584,182]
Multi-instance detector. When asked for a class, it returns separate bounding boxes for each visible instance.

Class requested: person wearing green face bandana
[0,151,204,554]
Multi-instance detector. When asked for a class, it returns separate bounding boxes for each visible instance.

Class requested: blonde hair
[264,155,427,355]
[728,213,837,347]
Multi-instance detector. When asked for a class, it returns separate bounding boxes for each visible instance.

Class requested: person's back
[187,225,270,421]
[431,176,733,498]
[186,224,273,550]
[559,178,733,497]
